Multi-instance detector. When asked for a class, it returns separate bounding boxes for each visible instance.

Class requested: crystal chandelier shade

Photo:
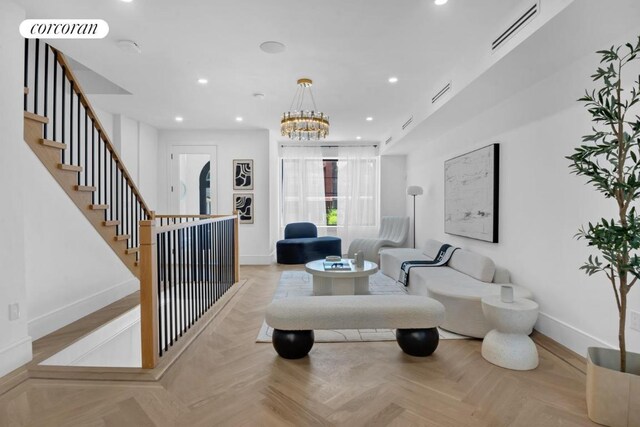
[281,78,330,141]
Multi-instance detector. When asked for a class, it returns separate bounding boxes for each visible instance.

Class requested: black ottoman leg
[396,328,439,357]
[272,329,314,359]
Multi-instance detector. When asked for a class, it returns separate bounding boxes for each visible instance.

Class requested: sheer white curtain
[281,146,327,229]
[337,146,379,251]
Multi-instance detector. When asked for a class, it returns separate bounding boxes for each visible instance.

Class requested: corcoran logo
[19,19,109,39]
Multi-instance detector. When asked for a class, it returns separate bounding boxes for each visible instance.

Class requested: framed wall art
[233,159,253,190]
[234,193,254,224]
[444,143,499,243]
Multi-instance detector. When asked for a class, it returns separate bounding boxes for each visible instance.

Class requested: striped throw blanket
[398,244,459,286]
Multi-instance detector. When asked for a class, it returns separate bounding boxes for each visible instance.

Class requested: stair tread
[115,234,130,241]
[24,111,48,124]
[76,185,97,192]
[41,139,67,150]
[103,220,120,226]
[58,164,83,172]
[90,204,109,210]
[126,247,139,254]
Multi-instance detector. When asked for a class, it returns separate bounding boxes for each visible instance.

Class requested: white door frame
[168,145,218,215]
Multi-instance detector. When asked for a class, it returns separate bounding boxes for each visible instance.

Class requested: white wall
[380,155,407,218]
[158,130,272,264]
[23,145,138,340]
[0,1,32,377]
[405,29,640,357]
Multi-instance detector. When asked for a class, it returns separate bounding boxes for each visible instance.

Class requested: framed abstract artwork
[234,193,254,224]
[444,143,499,243]
[233,159,253,190]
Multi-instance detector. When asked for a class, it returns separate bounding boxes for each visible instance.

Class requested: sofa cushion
[379,248,431,279]
[448,249,495,282]
[422,239,444,259]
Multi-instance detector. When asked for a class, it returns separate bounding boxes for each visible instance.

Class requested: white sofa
[380,239,533,338]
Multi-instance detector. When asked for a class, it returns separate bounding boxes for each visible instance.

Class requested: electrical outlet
[631,310,640,332]
[8,303,20,321]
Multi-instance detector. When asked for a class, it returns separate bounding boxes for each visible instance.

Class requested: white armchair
[347,216,410,263]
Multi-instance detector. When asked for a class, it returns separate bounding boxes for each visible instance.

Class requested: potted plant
[568,36,640,427]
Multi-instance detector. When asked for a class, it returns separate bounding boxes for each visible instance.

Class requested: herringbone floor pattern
[0,265,596,426]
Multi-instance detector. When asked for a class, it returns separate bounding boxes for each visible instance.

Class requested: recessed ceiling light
[366,117,373,121]
[175,116,183,122]
[197,78,208,84]
[356,136,362,140]
[434,0,448,5]
[235,117,243,122]
[388,77,399,83]
[253,93,265,99]
[259,41,286,54]
[120,0,133,3]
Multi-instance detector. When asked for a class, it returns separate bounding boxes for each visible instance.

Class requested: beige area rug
[256,270,468,343]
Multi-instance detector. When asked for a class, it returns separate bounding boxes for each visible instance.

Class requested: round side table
[481,295,539,370]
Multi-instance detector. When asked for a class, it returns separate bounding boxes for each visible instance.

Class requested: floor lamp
[407,186,423,249]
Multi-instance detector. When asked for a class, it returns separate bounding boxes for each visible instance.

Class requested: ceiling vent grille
[432,82,452,104]
[492,1,539,52]
[385,137,393,145]
[402,116,413,131]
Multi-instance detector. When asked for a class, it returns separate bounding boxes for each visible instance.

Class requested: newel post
[233,210,240,282]
[140,219,158,369]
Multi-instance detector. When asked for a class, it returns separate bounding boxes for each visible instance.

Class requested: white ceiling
[16,0,531,142]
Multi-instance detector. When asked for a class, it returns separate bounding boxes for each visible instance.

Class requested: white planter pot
[586,347,640,427]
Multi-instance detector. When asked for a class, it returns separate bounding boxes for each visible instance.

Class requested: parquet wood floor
[0,265,596,426]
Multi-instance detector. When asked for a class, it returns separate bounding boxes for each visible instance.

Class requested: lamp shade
[407,185,424,196]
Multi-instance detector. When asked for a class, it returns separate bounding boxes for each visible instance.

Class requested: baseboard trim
[535,311,615,357]
[0,336,32,379]
[240,254,274,265]
[28,277,139,340]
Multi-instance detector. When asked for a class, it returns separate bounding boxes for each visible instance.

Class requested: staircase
[23,40,151,276]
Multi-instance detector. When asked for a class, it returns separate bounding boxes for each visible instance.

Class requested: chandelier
[281,78,330,140]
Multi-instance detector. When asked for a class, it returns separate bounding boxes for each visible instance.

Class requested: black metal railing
[140,216,238,367]
[23,39,151,259]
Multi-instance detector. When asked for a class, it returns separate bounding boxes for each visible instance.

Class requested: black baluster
[24,39,29,111]
[34,39,39,115]
[157,234,163,357]
[43,45,49,138]
[61,73,65,163]
[53,51,57,144]
[69,80,74,165]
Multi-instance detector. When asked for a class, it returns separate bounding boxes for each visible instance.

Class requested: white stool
[481,295,539,370]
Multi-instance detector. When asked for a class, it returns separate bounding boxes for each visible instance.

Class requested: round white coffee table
[481,295,539,370]
[305,259,378,295]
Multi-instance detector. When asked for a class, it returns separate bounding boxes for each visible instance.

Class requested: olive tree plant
[567,36,640,372]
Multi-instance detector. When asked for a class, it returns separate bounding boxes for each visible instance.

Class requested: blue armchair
[276,222,342,264]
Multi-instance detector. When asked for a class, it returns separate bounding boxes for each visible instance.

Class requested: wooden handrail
[50,47,152,218]
[154,215,236,233]
[155,214,229,219]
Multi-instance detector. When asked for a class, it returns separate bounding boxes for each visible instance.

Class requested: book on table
[323,259,352,271]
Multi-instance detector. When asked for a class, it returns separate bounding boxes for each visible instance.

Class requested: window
[323,160,338,226]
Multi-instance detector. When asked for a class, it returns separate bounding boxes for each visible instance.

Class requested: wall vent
[385,137,393,145]
[401,116,413,131]
[431,82,452,104]
[492,1,539,52]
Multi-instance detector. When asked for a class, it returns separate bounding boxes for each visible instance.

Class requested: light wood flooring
[0,264,597,426]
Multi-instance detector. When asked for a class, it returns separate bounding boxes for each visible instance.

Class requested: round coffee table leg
[272,329,314,359]
[396,328,439,356]
[481,330,538,370]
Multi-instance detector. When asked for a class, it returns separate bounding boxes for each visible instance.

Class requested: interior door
[169,145,218,215]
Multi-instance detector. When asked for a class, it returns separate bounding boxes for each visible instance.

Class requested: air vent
[402,116,413,131]
[432,82,452,104]
[385,137,393,145]
[492,2,539,52]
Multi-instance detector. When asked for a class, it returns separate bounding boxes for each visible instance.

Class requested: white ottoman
[481,295,539,370]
